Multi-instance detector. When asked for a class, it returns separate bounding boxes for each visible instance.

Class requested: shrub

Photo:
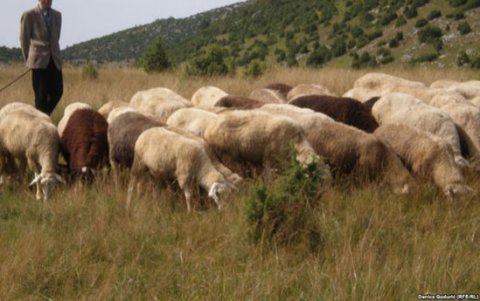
[81,62,98,80]
[404,6,418,19]
[418,25,443,43]
[470,56,480,69]
[396,16,408,27]
[245,155,328,251]
[138,37,171,73]
[185,45,230,76]
[427,10,442,20]
[449,0,467,6]
[244,60,266,78]
[351,52,378,69]
[415,18,428,28]
[458,21,472,35]
[456,51,470,66]
[411,52,439,63]
[306,45,332,67]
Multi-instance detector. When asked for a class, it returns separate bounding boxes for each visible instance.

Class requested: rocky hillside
[2,0,480,68]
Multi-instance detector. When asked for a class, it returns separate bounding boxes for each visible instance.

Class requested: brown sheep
[264,82,293,98]
[289,94,379,133]
[215,95,264,110]
[108,111,164,187]
[60,109,109,182]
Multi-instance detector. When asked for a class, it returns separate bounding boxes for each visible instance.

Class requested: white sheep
[342,87,382,103]
[190,86,229,107]
[166,107,220,137]
[371,92,467,167]
[249,88,286,104]
[0,110,64,200]
[374,124,473,198]
[286,83,337,102]
[203,110,331,179]
[127,127,236,211]
[98,100,130,119]
[130,87,192,122]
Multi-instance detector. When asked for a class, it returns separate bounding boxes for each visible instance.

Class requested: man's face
[39,0,52,9]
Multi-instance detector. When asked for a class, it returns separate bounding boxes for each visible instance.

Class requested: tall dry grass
[0,64,479,299]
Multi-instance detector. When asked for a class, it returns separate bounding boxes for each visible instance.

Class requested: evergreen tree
[139,37,171,73]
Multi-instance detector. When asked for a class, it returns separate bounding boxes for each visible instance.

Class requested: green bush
[138,37,171,73]
[185,45,230,76]
[395,15,408,27]
[306,45,332,67]
[415,18,428,28]
[81,62,99,80]
[245,156,329,251]
[411,52,439,63]
[427,10,442,20]
[458,21,472,35]
[449,0,467,6]
[456,50,470,66]
[243,60,266,78]
[351,52,378,69]
[418,25,443,45]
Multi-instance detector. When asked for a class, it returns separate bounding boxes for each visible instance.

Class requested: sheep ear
[29,174,42,186]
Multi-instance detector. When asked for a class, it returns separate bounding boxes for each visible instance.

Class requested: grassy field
[0,64,479,300]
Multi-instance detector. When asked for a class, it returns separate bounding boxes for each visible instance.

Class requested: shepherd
[20,0,63,115]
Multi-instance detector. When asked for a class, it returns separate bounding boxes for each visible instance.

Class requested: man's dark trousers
[32,57,63,115]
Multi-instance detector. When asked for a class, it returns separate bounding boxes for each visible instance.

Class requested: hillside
[3,0,480,68]
[62,3,246,63]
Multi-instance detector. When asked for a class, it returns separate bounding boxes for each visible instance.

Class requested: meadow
[0,64,479,300]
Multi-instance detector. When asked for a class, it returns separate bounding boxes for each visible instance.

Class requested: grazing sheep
[60,108,109,181]
[249,88,287,104]
[445,81,480,100]
[471,96,480,109]
[287,83,337,101]
[191,86,229,107]
[0,102,50,121]
[353,72,426,92]
[215,95,264,109]
[130,87,192,122]
[98,100,129,119]
[131,87,191,106]
[57,102,92,137]
[0,110,64,201]
[127,127,236,211]
[289,94,379,133]
[259,104,413,193]
[166,107,220,137]
[203,110,331,180]
[374,124,473,197]
[342,87,382,103]
[430,79,458,89]
[371,92,467,167]
[264,82,293,98]
[106,106,140,124]
[108,111,164,188]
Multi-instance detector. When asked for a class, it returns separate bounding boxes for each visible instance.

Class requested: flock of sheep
[1,72,479,209]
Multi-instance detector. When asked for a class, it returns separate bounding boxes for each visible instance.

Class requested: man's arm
[20,12,31,62]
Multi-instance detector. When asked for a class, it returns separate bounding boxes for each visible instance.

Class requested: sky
[0,0,245,49]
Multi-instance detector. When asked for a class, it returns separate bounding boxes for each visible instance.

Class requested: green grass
[1,174,479,299]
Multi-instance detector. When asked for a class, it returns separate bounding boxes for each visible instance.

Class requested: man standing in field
[20,0,63,115]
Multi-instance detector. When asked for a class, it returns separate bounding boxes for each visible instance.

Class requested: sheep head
[208,181,235,209]
[29,173,66,201]
[443,183,474,199]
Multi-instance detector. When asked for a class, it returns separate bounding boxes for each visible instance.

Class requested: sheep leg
[183,186,193,213]
[111,161,120,190]
[126,173,137,210]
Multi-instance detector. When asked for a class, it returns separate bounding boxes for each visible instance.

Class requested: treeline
[0,47,22,63]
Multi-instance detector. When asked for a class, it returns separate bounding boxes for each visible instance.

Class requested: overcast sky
[0,0,245,49]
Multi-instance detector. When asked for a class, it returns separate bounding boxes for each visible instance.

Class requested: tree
[138,37,171,73]
[185,45,230,76]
